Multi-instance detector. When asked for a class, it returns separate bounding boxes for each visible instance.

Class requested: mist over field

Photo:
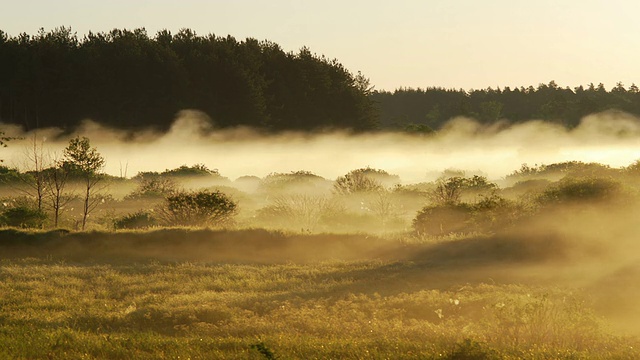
[2,110,640,357]
[3,109,640,182]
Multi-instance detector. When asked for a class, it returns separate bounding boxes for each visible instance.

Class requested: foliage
[158,164,219,178]
[415,190,522,236]
[429,175,497,205]
[258,170,327,193]
[62,136,106,230]
[62,136,105,176]
[126,177,178,199]
[0,27,377,132]
[537,177,622,205]
[0,206,47,228]
[155,190,237,227]
[468,194,524,233]
[372,81,640,131]
[412,203,473,236]
[506,161,618,184]
[0,165,25,184]
[113,211,157,230]
[333,167,399,195]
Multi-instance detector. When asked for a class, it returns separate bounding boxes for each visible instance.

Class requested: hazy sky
[2,0,640,91]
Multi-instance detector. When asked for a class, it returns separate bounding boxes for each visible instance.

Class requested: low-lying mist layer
[3,110,640,343]
[3,109,640,182]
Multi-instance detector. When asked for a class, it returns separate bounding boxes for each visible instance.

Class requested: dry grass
[1,229,639,359]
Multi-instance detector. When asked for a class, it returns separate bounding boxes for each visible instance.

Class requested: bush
[155,190,237,227]
[333,167,399,195]
[114,211,158,230]
[412,203,473,236]
[255,194,341,231]
[469,194,523,233]
[126,178,178,199]
[1,206,47,228]
[537,177,622,205]
[160,164,220,177]
[258,171,328,194]
[0,166,25,184]
[430,176,497,205]
[133,164,228,181]
[506,161,618,184]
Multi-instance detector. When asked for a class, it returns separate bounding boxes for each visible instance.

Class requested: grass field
[1,228,640,359]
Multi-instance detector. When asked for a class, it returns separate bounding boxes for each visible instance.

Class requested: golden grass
[1,226,640,358]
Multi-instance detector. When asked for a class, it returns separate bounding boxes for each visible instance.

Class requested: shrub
[333,167,399,195]
[0,166,25,184]
[506,161,618,184]
[469,194,523,233]
[114,211,158,230]
[537,177,622,205]
[258,171,328,194]
[132,164,228,181]
[412,203,473,236]
[155,190,237,227]
[255,194,341,231]
[429,175,497,205]
[126,178,178,199]
[160,164,219,177]
[0,206,47,229]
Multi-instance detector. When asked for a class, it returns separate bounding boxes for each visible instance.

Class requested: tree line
[0,27,377,132]
[2,27,640,134]
[372,81,640,132]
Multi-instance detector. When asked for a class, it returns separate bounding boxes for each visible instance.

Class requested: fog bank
[2,109,640,182]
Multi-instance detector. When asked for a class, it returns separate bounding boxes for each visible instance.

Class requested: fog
[2,110,640,337]
[3,109,640,182]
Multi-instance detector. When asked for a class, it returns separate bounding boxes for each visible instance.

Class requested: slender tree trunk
[82,179,90,230]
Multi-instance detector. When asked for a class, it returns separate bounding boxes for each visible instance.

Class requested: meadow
[1,226,640,359]
[2,159,640,358]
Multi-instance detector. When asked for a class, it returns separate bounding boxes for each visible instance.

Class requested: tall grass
[0,255,638,359]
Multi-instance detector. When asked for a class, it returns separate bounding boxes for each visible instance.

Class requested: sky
[2,0,640,92]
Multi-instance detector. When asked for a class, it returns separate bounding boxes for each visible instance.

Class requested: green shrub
[258,171,328,194]
[0,166,26,184]
[1,206,47,228]
[537,177,622,205]
[155,190,237,227]
[114,211,158,230]
[469,194,523,233]
[126,178,178,199]
[160,164,219,177]
[333,167,399,195]
[413,193,522,236]
[430,176,497,205]
[413,203,473,236]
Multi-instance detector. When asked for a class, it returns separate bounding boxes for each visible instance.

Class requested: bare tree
[367,190,399,230]
[20,134,48,211]
[257,194,340,231]
[45,152,73,227]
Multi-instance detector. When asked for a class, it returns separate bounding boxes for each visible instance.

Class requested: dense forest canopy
[1,27,640,133]
[0,27,377,132]
[373,81,640,132]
